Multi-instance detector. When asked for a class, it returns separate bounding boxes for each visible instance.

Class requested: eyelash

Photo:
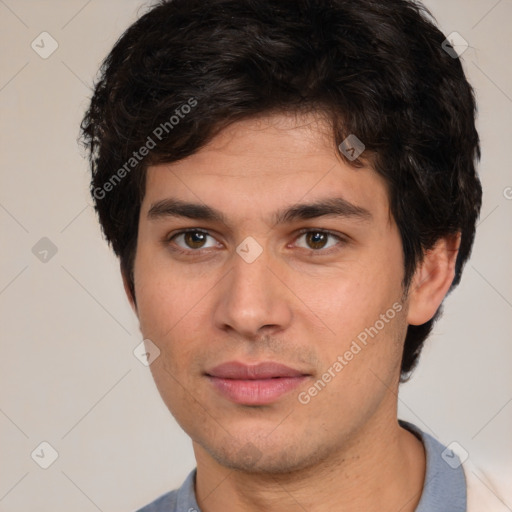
[165,228,347,256]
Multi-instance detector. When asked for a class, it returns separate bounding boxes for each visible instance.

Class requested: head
[81,0,481,473]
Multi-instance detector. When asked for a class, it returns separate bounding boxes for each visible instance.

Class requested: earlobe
[406,233,460,326]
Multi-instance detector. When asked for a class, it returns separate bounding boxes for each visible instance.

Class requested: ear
[406,233,460,326]
[121,264,138,314]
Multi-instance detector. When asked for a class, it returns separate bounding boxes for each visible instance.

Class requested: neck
[193,411,425,512]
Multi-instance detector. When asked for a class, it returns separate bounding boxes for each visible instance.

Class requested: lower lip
[208,376,307,405]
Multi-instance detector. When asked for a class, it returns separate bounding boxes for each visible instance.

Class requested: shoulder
[136,489,178,512]
[400,420,511,512]
[135,469,199,512]
[399,420,466,511]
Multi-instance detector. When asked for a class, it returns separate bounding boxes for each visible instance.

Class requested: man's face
[133,112,409,473]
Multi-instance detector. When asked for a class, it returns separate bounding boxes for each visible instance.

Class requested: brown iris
[305,231,328,250]
[184,231,207,249]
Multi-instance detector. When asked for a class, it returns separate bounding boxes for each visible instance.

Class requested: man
[81,0,486,510]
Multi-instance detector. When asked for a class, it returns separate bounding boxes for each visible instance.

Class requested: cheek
[290,245,406,389]
[294,260,403,342]
[134,260,211,412]
[133,244,208,336]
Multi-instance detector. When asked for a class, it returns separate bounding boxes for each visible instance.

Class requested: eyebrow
[147,197,372,225]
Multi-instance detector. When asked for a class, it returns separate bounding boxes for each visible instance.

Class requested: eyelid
[166,227,211,241]
[294,227,346,238]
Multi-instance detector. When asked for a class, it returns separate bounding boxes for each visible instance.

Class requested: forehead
[142,112,390,222]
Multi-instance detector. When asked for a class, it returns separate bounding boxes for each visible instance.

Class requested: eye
[170,230,220,251]
[294,230,343,251]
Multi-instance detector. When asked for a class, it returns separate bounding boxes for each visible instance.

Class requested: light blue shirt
[137,420,466,511]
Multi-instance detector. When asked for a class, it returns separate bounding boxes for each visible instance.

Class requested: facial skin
[128,112,458,512]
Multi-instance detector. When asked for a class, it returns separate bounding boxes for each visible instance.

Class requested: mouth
[205,361,310,405]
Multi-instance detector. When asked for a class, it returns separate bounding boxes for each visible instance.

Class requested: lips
[207,361,306,379]
[206,361,309,405]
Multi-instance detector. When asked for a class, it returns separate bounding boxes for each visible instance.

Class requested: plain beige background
[1,0,511,510]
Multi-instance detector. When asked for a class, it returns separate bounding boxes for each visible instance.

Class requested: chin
[201,435,331,475]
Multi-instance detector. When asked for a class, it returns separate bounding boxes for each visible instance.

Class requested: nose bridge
[213,244,292,336]
[231,251,272,301]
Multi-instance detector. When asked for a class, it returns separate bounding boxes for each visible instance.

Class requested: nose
[213,247,293,339]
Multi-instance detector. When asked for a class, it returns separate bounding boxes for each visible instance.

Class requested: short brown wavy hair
[81,0,482,380]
